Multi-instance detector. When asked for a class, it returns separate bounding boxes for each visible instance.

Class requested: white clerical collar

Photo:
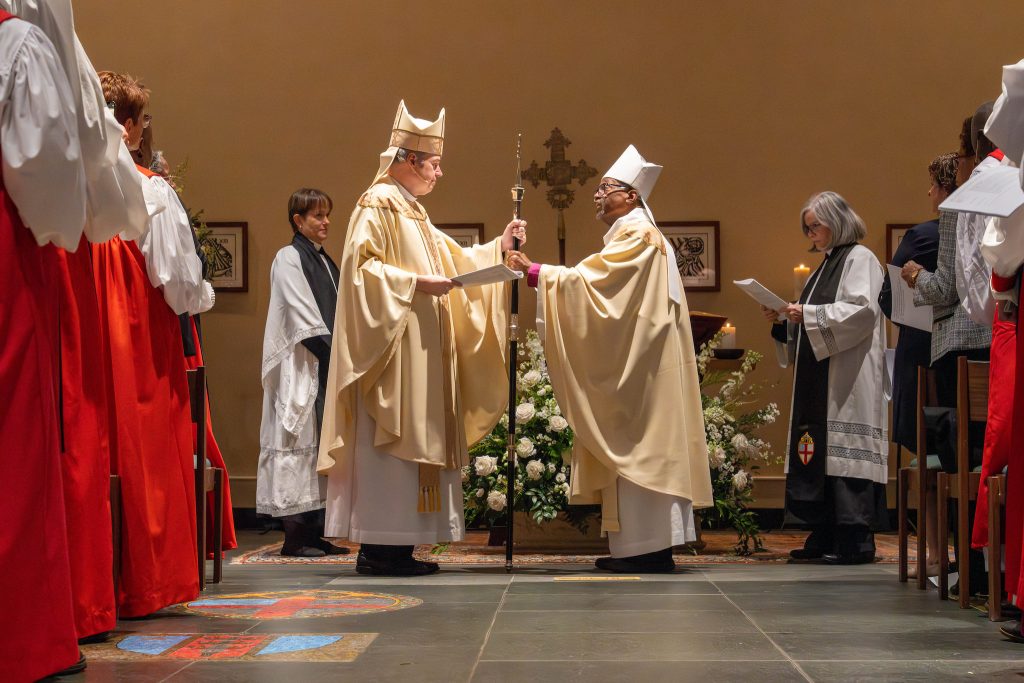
[602,207,648,245]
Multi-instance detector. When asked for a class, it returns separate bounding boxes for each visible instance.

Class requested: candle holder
[712,348,744,360]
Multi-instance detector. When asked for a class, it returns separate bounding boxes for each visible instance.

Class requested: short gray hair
[800,191,866,250]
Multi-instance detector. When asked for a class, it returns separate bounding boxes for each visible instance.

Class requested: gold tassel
[417,463,442,513]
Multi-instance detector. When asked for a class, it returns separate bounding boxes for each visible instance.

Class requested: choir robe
[317,178,509,544]
[980,202,1024,604]
[0,13,85,681]
[772,243,889,546]
[92,166,208,617]
[4,0,153,639]
[531,208,712,554]
[258,237,338,518]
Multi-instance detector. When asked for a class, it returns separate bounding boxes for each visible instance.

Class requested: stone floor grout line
[702,569,816,683]
[465,572,514,683]
[160,660,197,681]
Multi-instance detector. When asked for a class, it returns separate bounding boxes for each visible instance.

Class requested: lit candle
[794,264,811,299]
[720,323,737,349]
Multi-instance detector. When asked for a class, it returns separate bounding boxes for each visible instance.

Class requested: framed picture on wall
[660,221,720,292]
[886,223,914,265]
[200,221,248,292]
[437,223,484,248]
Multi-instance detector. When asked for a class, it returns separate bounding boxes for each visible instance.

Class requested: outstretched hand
[416,273,459,297]
[506,250,532,271]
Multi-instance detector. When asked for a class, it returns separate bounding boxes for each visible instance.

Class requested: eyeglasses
[804,222,827,234]
[595,182,629,196]
[143,113,152,129]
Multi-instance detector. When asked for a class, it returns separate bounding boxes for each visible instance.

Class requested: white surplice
[257,245,330,517]
[607,477,695,557]
[773,244,889,485]
[955,154,1003,326]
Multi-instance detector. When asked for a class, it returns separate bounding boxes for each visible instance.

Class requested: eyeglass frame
[143,113,153,129]
[595,182,631,197]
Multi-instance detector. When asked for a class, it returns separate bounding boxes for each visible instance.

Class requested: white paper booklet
[885,264,932,332]
[452,264,523,287]
[939,165,1024,218]
[733,278,788,320]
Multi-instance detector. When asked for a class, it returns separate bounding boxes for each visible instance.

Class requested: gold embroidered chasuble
[536,217,714,532]
[316,179,509,505]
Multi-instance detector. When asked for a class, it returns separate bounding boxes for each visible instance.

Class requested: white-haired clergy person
[258,188,350,557]
[761,192,888,565]
[0,7,88,679]
[974,58,1024,642]
[506,145,713,573]
[317,101,526,576]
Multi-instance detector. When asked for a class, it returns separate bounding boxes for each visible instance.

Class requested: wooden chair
[187,366,224,589]
[987,473,1007,620]
[936,357,988,605]
[898,367,941,589]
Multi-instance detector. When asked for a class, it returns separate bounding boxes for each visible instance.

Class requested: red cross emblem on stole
[797,433,815,465]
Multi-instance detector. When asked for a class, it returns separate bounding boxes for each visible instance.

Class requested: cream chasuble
[317,178,509,541]
[535,209,713,535]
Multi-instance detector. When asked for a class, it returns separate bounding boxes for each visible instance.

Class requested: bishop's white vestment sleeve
[137,175,209,315]
[0,19,84,249]
[802,247,883,362]
[981,208,1024,304]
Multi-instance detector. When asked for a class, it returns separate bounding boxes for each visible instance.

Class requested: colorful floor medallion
[82,632,377,662]
[180,590,422,619]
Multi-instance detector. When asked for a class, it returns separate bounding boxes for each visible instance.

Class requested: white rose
[461,466,470,483]
[547,462,556,473]
[525,459,545,480]
[548,415,569,433]
[732,469,749,491]
[515,402,536,423]
[486,490,507,512]
[731,434,749,452]
[709,446,727,468]
[555,472,566,483]
[474,455,498,477]
[558,482,570,495]
[475,487,485,498]
[516,437,536,458]
[521,369,542,387]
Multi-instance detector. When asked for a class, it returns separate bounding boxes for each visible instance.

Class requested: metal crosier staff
[506,134,524,572]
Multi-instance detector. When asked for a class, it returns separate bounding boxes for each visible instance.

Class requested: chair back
[915,366,937,475]
[956,357,989,475]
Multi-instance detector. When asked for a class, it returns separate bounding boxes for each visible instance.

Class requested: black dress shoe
[78,630,112,645]
[49,652,86,677]
[356,552,439,576]
[822,552,875,565]
[1000,621,1024,643]
[788,548,825,561]
[314,538,351,555]
[594,555,675,574]
[280,545,327,558]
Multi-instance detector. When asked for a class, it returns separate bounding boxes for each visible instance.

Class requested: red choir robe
[91,166,199,617]
[56,238,117,638]
[185,318,238,555]
[0,10,85,681]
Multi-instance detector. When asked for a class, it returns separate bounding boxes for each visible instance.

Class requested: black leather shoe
[49,653,86,677]
[822,552,875,565]
[788,548,825,562]
[1000,621,1024,643]
[280,545,327,558]
[356,552,439,576]
[78,630,112,645]
[594,555,675,573]
[314,538,351,555]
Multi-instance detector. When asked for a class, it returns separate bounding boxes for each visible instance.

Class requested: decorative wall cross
[522,128,598,265]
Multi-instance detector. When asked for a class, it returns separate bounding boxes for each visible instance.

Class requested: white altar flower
[732,469,749,491]
[547,462,556,473]
[557,482,570,496]
[474,455,498,477]
[555,472,566,483]
[461,466,470,483]
[525,459,545,480]
[486,490,507,512]
[548,415,569,433]
[516,437,536,458]
[475,488,485,498]
[731,433,749,453]
[515,402,536,423]
[709,445,727,468]
[521,369,542,387]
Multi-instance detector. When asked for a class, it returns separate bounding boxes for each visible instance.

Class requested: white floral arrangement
[463,330,575,528]
[697,331,782,553]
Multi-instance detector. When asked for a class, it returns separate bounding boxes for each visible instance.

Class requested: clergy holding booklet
[760,191,889,565]
[506,145,713,573]
[316,100,526,576]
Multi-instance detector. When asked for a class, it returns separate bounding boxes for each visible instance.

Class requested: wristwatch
[909,269,921,287]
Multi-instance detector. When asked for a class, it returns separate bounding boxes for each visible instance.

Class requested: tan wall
[75,0,1024,508]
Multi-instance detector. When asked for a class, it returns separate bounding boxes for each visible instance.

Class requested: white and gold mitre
[604,144,662,201]
[390,99,445,155]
